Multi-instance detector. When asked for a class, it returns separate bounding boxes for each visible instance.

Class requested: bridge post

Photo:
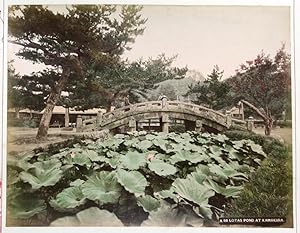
[161,113,169,133]
[161,97,168,109]
[96,111,103,129]
[225,111,232,127]
[246,116,254,131]
[128,117,137,132]
[195,120,202,132]
[76,115,83,132]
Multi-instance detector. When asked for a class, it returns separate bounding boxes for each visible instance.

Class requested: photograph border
[1,0,298,233]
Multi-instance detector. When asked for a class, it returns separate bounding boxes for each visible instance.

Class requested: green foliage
[50,207,123,226]
[228,45,291,120]
[187,65,232,110]
[68,54,188,111]
[8,5,147,137]
[224,130,291,219]
[8,131,268,226]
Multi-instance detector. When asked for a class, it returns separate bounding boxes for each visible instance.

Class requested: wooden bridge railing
[77,101,248,132]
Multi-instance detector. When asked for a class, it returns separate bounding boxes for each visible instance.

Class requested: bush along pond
[7,131,269,227]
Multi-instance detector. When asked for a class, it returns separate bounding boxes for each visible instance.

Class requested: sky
[7,5,291,79]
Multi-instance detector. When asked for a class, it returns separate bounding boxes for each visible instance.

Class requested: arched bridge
[76,101,246,133]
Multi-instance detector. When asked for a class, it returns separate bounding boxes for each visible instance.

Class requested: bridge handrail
[101,101,227,120]
[232,118,246,124]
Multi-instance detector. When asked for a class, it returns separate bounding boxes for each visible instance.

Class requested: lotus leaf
[136,140,153,151]
[170,150,209,164]
[116,169,147,195]
[120,151,146,170]
[107,156,121,168]
[19,161,63,190]
[141,201,187,226]
[136,195,160,212]
[148,159,177,176]
[84,149,101,162]
[172,177,215,207]
[124,137,139,147]
[50,207,123,226]
[153,139,168,151]
[82,171,122,204]
[70,179,85,186]
[53,186,86,209]
[248,143,266,157]
[10,194,46,219]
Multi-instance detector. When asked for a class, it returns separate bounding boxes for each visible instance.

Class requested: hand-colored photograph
[4,2,294,229]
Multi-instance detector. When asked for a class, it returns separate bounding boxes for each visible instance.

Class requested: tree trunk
[15,107,20,119]
[36,68,70,139]
[264,118,273,136]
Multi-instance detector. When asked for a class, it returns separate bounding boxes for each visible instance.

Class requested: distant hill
[143,70,205,101]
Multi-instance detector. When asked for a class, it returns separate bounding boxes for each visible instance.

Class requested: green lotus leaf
[169,143,185,152]
[53,186,86,209]
[107,151,120,158]
[73,154,92,166]
[154,189,178,202]
[232,140,246,150]
[170,150,209,164]
[107,156,121,168]
[52,150,70,159]
[141,201,187,227]
[82,171,122,204]
[34,159,62,171]
[153,139,168,151]
[172,177,215,206]
[136,195,160,212]
[187,170,208,185]
[84,149,101,162]
[208,163,248,182]
[185,214,204,227]
[212,134,229,143]
[116,169,147,195]
[19,160,63,190]
[204,178,243,198]
[224,145,245,161]
[196,136,209,144]
[248,143,266,157]
[148,159,177,176]
[120,151,146,170]
[70,179,85,186]
[222,185,244,198]
[114,134,126,139]
[50,207,123,226]
[10,193,46,219]
[124,138,139,147]
[193,205,214,219]
[145,134,157,141]
[184,142,201,152]
[210,145,223,157]
[203,179,225,193]
[136,140,153,151]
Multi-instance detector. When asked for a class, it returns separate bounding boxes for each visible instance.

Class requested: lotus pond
[7,131,267,226]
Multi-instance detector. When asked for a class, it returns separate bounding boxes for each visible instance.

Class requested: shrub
[224,130,292,222]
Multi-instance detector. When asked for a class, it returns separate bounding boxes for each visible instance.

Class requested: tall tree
[8,62,47,118]
[67,54,187,111]
[8,5,147,139]
[187,65,231,110]
[229,45,291,135]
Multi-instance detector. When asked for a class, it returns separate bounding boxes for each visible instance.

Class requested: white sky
[8,5,291,79]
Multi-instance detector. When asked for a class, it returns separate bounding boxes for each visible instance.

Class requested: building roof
[41,106,107,115]
[8,106,107,115]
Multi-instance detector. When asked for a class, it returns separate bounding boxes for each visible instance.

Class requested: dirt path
[7,127,82,155]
